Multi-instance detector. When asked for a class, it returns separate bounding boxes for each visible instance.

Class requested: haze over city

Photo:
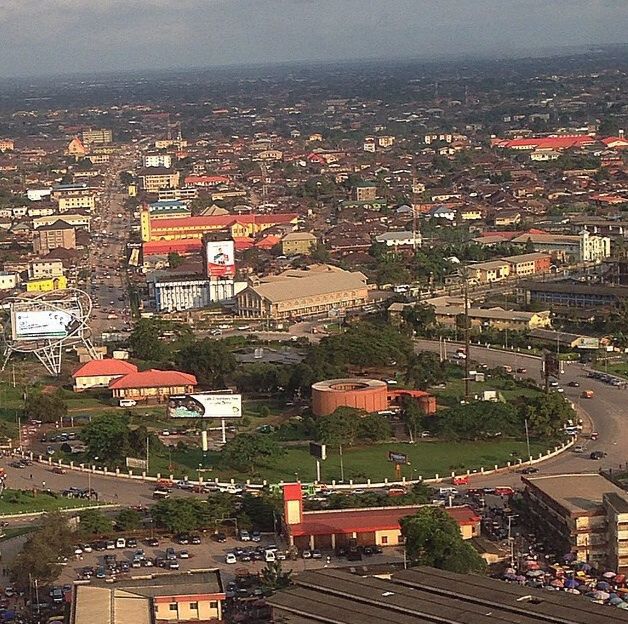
[0,0,626,77]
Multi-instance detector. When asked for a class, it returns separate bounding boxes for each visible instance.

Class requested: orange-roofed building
[496,135,595,151]
[602,135,628,150]
[72,359,139,392]
[67,136,87,158]
[282,484,480,551]
[109,369,197,402]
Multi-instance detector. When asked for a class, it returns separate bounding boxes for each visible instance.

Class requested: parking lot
[57,531,406,586]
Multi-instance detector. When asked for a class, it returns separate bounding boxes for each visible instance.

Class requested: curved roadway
[1,340,627,512]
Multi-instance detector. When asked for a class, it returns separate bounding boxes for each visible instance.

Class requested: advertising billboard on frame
[12,309,80,341]
[168,393,242,418]
[205,239,235,278]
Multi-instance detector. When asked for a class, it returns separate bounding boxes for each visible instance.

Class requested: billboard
[126,457,148,470]
[309,442,327,461]
[168,393,242,418]
[12,309,80,341]
[544,352,560,378]
[205,239,235,278]
[388,451,408,464]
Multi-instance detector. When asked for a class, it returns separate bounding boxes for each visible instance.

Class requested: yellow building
[138,168,180,193]
[26,275,68,292]
[71,571,225,624]
[281,231,317,256]
[468,260,511,284]
[433,305,551,331]
[57,194,96,212]
[67,137,86,158]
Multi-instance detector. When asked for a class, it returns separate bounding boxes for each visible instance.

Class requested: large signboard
[544,352,560,378]
[309,442,327,461]
[168,393,242,418]
[388,451,408,465]
[126,457,148,470]
[206,239,235,278]
[12,309,80,341]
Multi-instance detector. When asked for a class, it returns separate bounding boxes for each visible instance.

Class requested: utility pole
[524,419,531,462]
[339,444,345,482]
[464,271,471,400]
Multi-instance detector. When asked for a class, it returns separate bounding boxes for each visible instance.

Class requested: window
[381,536,388,545]
[210,601,218,609]
[189,602,198,610]
[169,604,178,611]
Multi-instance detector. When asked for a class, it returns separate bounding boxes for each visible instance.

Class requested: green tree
[240,493,280,532]
[25,391,67,424]
[436,401,519,441]
[405,352,447,389]
[177,339,237,388]
[221,434,283,473]
[401,507,485,573]
[78,509,113,535]
[402,304,436,335]
[81,413,131,462]
[168,252,184,268]
[358,412,392,441]
[400,395,425,443]
[11,512,74,588]
[260,560,292,592]
[128,318,171,361]
[151,498,210,533]
[316,407,363,446]
[115,508,143,531]
[523,392,574,439]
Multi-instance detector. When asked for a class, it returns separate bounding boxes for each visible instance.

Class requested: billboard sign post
[205,239,235,278]
[167,393,242,419]
[388,451,408,465]
[126,457,148,470]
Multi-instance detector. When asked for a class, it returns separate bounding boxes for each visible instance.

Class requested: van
[119,399,136,407]
[115,538,126,549]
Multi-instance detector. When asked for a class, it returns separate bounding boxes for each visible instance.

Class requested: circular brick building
[311,378,388,417]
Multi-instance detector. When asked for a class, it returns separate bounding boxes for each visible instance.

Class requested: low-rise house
[109,369,197,402]
[72,359,139,392]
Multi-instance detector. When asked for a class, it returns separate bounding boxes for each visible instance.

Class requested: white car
[225,553,237,564]
[116,538,126,549]
[239,530,251,542]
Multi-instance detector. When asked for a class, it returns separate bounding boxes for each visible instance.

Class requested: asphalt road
[2,341,626,512]
[415,339,628,483]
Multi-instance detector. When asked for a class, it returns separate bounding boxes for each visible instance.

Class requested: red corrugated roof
[502,135,594,150]
[150,213,298,230]
[72,359,138,378]
[142,239,202,255]
[283,483,303,502]
[288,505,479,537]
[108,369,197,389]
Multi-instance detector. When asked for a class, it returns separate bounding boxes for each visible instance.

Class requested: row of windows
[167,601,219,611]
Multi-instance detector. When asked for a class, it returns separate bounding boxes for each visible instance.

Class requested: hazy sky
[0,0,626,77]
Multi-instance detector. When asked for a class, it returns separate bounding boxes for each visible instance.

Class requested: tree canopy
[177,338,237,388]
[316,407,391,446]
[221,434,283,473]
[25,391,67,424]
[401,507,486,573]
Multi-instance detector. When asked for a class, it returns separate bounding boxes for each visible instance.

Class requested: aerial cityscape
[0,2,626,623]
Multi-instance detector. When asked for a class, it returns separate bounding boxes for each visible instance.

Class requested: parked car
[225,553,237,564]
[239,530,251,542]
[590,451,606,460]
[213,532,227,543]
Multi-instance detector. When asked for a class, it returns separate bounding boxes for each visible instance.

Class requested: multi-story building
[522,474,628,571]
[281,231,317,256]
[517,280,628,309]
[25,275,68,292]
[147,200,191,220]
[81,128,113,145]
[511,230,610,263]
[0,272,19,290]
[29,259,65,279]
[71,571,225,624]
[0,139,14,152]
[33,213,90,231]
[375,230,422,249]
[236,266,369,320]
[140,208,297,242]
[138,167,180,193]
[468,260,511,284]
[433,304,551,331]
[33,220,76,255]
[143,152,173,168]
[148,275,238,312]
[56,193,96,212]
[158,186,199,201]
[502,252,551,276]
[352,182,377,202]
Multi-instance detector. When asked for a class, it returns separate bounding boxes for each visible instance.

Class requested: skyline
[0,0,626,78]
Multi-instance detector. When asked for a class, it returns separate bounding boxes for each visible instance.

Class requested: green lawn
[0,489,104,516]
[144,438,548,483]
[432,377,543,408]
[593,360,628,379]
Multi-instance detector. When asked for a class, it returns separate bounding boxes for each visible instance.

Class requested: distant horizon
[1,41,626,84]
[0,0,626,80]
